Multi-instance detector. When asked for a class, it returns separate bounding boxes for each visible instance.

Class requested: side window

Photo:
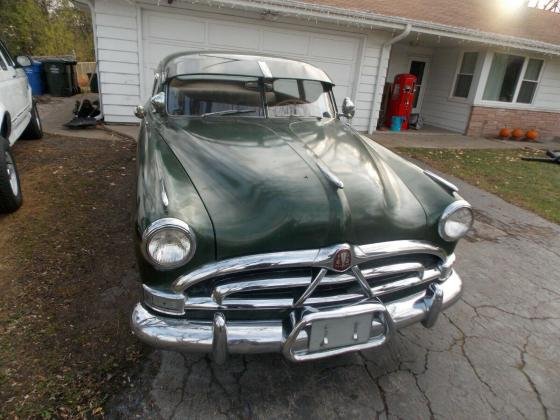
[152,73,160,95]
[0,42,15,67]
[0,50,8,71]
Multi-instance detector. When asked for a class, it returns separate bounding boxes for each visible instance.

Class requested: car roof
[159,51,333,84]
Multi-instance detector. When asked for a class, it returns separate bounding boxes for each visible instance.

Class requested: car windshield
[267,79,335,118]
[167,76,335,118]
[167,76,264,116]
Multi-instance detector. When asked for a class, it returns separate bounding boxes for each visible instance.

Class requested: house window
[482,53,543,104]
[452,52,478,98]
[517,59,543,104]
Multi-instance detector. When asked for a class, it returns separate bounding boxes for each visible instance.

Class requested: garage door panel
[208,23,260,49]
[145,13,206,44]
[305,61,354,85]
[309,36,358,61]
[333,85,352,105]
[262,30,309,56]
[141,10,361,102]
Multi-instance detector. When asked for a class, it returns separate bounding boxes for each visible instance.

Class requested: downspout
[367,23,412,134]
[79,0,102,115]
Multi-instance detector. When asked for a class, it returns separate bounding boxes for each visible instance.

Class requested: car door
[0,42,29,144]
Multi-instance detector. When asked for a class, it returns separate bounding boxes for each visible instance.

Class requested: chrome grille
[142,240,454,316]
[182,253,446,311]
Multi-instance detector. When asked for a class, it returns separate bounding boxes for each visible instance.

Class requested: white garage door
[141,9,362,107]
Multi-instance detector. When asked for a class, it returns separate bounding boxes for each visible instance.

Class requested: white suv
[0,40,43,213]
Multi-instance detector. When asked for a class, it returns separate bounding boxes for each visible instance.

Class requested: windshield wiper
[200,109,255,118]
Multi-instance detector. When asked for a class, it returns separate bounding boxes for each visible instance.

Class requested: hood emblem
[332,249,352,272]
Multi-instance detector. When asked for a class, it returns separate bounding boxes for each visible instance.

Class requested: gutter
[184,0,560,56]
[367,24,411,134]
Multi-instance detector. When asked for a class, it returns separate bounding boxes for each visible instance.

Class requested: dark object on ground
[64,99,101,129]
[90,72,99,93]
[521,149,560,164]
[40,58,79,97]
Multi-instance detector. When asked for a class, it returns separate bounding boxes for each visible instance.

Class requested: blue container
[23,61,44,96]
[390,116,404,131]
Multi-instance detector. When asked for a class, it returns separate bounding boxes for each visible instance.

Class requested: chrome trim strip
[258,61,273,78]
[160,179,169,209]
[424,170,459,193]
[173,240,448,293]
[143,284,185,315]
[131,272,463,359]
[184,267,444,310]
[212,275,311,305]
[351,266,375,299]
[212,313,227,364]
[316,161,344,189]
[211,261,428,304]
[294,268,327,306]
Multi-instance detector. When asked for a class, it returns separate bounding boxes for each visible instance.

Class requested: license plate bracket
[309,313,373,352]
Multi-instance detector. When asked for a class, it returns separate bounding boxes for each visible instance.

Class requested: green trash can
[41,58,79,97]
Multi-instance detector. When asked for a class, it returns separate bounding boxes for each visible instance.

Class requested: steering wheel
[275,99,306,106]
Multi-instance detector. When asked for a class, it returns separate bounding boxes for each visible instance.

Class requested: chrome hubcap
[5,152,18,196]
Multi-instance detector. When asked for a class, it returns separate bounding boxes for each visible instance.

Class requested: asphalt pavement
[107,166,560,419]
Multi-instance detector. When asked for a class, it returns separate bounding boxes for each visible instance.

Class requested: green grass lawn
[397,148,560,224]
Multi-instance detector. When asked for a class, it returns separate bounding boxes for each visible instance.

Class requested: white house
[77,0,560,139]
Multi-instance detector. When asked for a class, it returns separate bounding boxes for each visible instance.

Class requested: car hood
[160,117,437,260]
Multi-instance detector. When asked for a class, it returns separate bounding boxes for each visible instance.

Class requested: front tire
[21,101,43,140]
[0,136,23,213]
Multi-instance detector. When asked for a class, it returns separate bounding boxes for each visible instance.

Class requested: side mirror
[151,92,166,114]
[340,97,356,119]
[134,105,146,119]
[15,55,32,67]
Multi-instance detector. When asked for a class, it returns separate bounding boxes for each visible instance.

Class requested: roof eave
[203,0,560,55]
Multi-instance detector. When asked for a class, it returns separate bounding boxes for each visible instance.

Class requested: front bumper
[131,270,462,362]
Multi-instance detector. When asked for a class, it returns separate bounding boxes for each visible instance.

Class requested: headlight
[438,200,474,242]
[142,218,196,269]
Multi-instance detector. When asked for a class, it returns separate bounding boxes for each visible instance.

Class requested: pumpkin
[526,129,539,141]
[511,128,524,140]
[498,127,511,138]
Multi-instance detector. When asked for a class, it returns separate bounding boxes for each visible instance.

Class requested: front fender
[136,121,215,287]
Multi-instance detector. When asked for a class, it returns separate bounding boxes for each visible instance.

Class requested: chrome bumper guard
[131,270,462,362]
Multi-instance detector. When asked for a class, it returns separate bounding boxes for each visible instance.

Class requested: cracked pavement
[108,172,560,419]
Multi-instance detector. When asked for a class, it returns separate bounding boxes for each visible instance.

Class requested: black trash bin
[41,58,79,96]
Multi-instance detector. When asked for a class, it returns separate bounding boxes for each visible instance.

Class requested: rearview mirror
[15,55,32,67]
[151,92,166,114]
[340,97,356,120]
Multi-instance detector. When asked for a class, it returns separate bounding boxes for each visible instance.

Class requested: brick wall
[466,106,560,140]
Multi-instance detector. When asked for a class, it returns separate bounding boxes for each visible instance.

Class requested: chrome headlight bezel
[142,218,196,270]
[438,200,474,242]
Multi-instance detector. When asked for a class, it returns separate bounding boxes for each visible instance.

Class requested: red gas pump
[384,74,417,130]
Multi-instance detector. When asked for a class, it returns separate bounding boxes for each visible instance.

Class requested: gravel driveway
[108,170,560,419]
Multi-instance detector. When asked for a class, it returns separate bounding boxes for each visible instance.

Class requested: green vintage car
[132,52,472,362]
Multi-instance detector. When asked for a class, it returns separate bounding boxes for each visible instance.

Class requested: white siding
[94,0,140,123]
[386,44,433,82]
[353,33,390,131]
[91,1,387,130]
[533,56,560,110]
[420,48,473,133]
[95,0,389,131]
